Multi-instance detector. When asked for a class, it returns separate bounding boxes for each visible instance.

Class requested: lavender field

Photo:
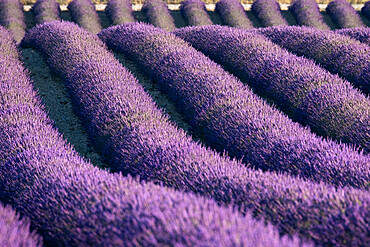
[0,0,369,246]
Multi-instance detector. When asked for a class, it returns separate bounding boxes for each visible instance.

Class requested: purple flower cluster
[257,25,370,95]
[1,23,297,247]
[142,0,176,31]
[105,0,135,26]
[251,0,288,27]
[326,0,365,29]
[0,0,26,43]
[180,0,213,26]
[362,1,370,19]
[32,0,61,25]
[0,203,42,247]
[335,27,370,46]
[215,0,253,28]
[289,0,330,30]
[68,0,102,34]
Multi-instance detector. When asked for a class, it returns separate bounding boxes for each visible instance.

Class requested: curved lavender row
[251,0,288,27]
[0,0,26,43]
[180,0,213,26]
[105,0,135,26]
[215,0,252,28]
[0,203,42,247]
[32,0,61,25]
[68,0,102,34]
[142,0,176,31]
[174,25,370,153]
[326,0,365,29]
[335,27,370,45]
[362,1,370,19]
[1,24,292,247]
[289,0,330,30]
[258,25,370,95]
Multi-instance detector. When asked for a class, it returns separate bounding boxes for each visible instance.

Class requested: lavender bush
[180,0,213,26]
[289,0,330,30]
[326,0,365,29]
[335,27,370,45]
[215,0,253,28]
[251,0,288,27]
[142,0,176,31]
[68,0,102,33]
[258,25,370,95]
[32,0,61,24]
[362,1,370,19]
[105,0,135,26]
[0,0,26,43]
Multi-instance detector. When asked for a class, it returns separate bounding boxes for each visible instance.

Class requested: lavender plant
[105,0,135,26]
[289,0,330,30]
[362,1,370,19]
[0,0,26,43]
[0,203,42,247]
[257,25,370,95]
[21,21,370,247]
[142,0,176,31]
[68,0,102,34]
[215,0,253,28]
[326,0,365,29]
[1,24,298,247]
[32,0,61,24]
[180,0,213,26]
[251,0,288,27]
[335,27,370,45]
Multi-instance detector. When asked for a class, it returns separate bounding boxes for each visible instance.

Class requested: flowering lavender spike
[0,0,26,43]
[142,0,176,31]
[326,0,365,29]
[251,0,288,27]
[289,0,330,30]
[32,0,61,25]
[215,0,253,28]
[180,0,213,26]
[362,1,370,19]
[68,0,102,34]
[105,0,135,26]
[335,27,370,46]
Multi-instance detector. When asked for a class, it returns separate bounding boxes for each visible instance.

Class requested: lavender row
[362,1,370,19]
[335,27,370,46]
[105,0,135,26]
[326,0,365,29]
[289,0,330,30]
[258,25,370,95]
[180,0,213,26]
[251,0,288,27]
[68,0,102,34]
[98,23,370,246]
[215,0,253,28]
[0,203,42,247]
[32,0,61,25]
[0,0,26,43]
[142,0,176,31]
[0,23,289,247]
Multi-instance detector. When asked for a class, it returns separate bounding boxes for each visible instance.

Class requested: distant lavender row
[362,1,370,19]
[0,0,26,43]
[251,0,288,27]
[335,27,370,45]
[180,0,213,26]
[105,0,135,26]
[142,0,176,31]
[326,0,365,29]
[98,23,370,246]
[258,25,370,95]
[32,0,61,25]
[215,0,253,28]
[0,203,42,247]
[68,0,102,34]
[289,0,330,30]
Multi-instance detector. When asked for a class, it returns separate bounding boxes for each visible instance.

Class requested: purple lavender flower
[289,0,330,30]
[335,27,370,46]
[326,0,365,29]
[215,0,253,28]
[142,0,176,31]
[362,1,370,19]
[105,0,135,26]
[251,0,288,27]
[32,0,61,25]
[0,0,26,43]
[68,0,102,34]
[180,0,213,26]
